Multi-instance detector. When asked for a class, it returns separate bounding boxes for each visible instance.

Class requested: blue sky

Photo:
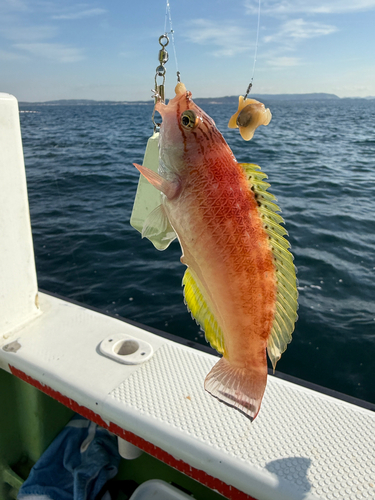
[1,0,375,101]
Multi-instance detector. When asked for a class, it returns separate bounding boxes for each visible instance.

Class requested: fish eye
[180,110,198,130]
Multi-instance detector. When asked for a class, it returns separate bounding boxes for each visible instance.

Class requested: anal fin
[182,268,225,355]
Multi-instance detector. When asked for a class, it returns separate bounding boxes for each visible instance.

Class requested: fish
[228,96,272,141]
[133,82,298,421]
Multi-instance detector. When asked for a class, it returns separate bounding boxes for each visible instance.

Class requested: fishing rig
[152,34,169,106]
[131,0,271,242]
[130,21,180,248]
[151,0,180,130]
[131,0,181,241]
[243,0,261,101]
[226,0,273,140]
[151,34,176,131]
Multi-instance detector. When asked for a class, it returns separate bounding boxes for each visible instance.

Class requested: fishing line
[244,0,261,99]
[164,0,179,80]
[151,0,180,129]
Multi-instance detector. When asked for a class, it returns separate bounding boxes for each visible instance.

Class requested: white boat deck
[1,92,374,500]
[1,292,375,500]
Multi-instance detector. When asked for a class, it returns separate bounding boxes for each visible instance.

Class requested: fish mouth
[154,100,167,115]
[155,82,190,116]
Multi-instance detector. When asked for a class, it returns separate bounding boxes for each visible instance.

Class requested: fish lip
[155,100,167,115]
[155,89,192,116]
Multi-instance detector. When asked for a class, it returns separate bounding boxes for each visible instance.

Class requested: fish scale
[134,82,297,420]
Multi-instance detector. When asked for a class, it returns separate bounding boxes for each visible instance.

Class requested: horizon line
[16,92,375,104]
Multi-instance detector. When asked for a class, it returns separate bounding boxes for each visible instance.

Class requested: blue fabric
[18,415,121,500]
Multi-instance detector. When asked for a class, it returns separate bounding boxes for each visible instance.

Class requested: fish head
[155,83,228,176]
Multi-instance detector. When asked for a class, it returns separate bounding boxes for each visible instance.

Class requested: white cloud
[245,0,375,15]
[0,48,25,60]
[15,43,84,62]
[266,56,301,67]
[0,0,28,14]
[264,19,337,43]
[183,19,251,57]
[260,19,336,69]
[0,23,57,42]
[52,8,106,20]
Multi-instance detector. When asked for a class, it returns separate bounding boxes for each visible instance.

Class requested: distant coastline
[19,93,375,106]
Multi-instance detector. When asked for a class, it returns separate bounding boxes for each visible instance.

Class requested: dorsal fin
[182,268,225,355]
[240,163,298,370]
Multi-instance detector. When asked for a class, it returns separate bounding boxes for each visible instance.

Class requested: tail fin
[204,357,267,421]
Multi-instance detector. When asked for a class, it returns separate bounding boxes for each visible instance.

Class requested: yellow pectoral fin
[182,268,225,355]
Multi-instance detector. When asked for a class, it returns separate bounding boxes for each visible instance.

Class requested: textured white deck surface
[107,343,375,500]
[1,293,374,500]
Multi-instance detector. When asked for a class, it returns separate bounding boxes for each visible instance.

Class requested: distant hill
[195,93,340,104]
[19,93,343,106]
[18,99,151,106]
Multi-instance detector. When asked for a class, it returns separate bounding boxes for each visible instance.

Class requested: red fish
[134,83,298,420]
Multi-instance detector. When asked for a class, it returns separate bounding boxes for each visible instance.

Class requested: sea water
[19,98,375,404]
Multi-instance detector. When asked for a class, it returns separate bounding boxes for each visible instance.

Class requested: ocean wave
[20,98,375,403]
